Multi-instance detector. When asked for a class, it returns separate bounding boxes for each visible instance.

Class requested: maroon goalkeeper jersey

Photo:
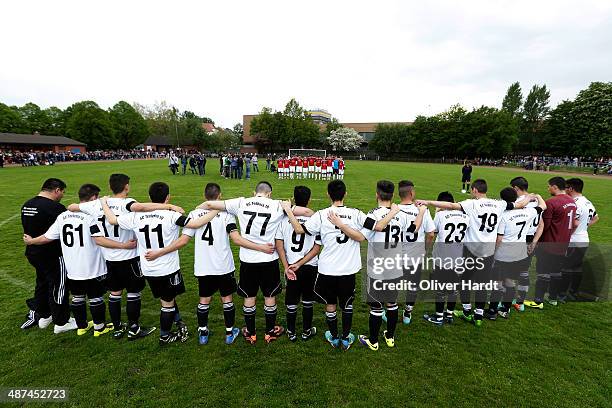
[541,193,577,254]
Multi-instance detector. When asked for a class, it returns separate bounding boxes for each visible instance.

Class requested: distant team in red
[276,156,345,180]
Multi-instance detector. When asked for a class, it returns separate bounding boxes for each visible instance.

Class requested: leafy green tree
[109,101,149,149]
[65,101,115,149]
[541,100,575,155]
[520,84,550,152]
[44,106,68,135]
[19,103,51,134]
[0,103,24,133]
[566,82,612,156]
[501,82,523,118]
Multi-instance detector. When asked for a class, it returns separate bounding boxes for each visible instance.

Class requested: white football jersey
[78,197,138,261]
[459,198,512,257]
[432,209,470,264]
[275,215,321,266]
[224,196,285,263]
[398,204,435,244]
[571,195,597,245]
[515,194,541,237]
[303,206,373,276]
[495,207,542,262]
[182,209,237,276]
[117,210,190,277]
[44,210,107,280]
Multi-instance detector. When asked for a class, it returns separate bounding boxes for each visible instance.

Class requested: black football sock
[223,301,235,332]
[385,304,399,338]
[160,306,176,336]
[89,297,106,327]
[341,305,353,340]
[264,304,277,333]
[534,274,550,303]
[488,285,504,312]
[286,304,297,334]
[108,294,122,328]
[516,272,530,304]
[173,303,182,322]
[369,309,383,344]
[302,300,314,332]
[126,292,141,329]
[326,310,338,339]
[70,295,87,329]
[197,303,210,331]
[243,305,256,335]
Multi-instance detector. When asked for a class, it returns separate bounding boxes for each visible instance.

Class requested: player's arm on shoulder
[144,235,191,262]
[410,204,428,232]
[184,210,219,229]
[281,200,305,234]
[67,203,81,212]
[197,200,227,211]
[129,201,185,214]
[417,199,461,211]
[100,196,119,225]
[328,210,366,242]
[23,233,53,245]
[371,203,400,232]
[292,205,314,217]
[94,236,136,249]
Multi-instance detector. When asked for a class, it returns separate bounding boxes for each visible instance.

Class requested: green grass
[0,160,610,407]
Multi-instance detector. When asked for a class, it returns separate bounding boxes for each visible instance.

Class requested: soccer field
[0,159,610,407]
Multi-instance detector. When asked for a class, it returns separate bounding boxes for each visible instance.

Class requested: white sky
[2,0,611,128]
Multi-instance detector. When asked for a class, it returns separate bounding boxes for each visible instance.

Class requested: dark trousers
[26,255,70,325]
[198,164,204,175]
[253,163,259,172]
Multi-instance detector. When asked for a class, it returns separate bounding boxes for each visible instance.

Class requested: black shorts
[105,257,146,293]
[535,250,565,277]
[198,272,237,298]
[68,276,107,298]
[238,260,282,298]
[285,264,317,305]
[366,275,402,308]
[146,270,186,302]
[462,175,471,183]
[562,246,588,273]
[493,258,530,281]
[314,273,355,309]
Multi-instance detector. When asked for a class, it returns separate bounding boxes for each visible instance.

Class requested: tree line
[0,100,242,151]
[370,81,612,158]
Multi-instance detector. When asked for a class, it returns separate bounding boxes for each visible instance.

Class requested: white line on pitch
[0,214,18,229]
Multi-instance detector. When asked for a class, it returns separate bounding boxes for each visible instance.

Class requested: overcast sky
[2,0,611,128]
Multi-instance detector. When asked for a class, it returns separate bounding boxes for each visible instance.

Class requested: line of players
[276,156,345,180]
[21,174,597,352]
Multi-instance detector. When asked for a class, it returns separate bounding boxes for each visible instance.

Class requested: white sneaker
[461,189,466,194]
[38,316,53,329]
[54,317,78,334]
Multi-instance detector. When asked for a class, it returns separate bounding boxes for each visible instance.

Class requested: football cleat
[513,303,525,312]
[176,321,189,342]
[546,298,558,306]
[113,323,127,339]
[94,323,114,337]
[444,312,454,324]
[484,309,498,321]
[301,327,317,341]
[242,327,257,344]
[198,328,209,345]
[159,332,180,346]
[454,309,474,323]
[38,315,53,329]
[461,189,466,194]
[77,321,94,336]
[383,330,395,348]
[225,327,240,345]
[423,313,444,326]
[21,310,39,330]
[53,317,78,334]
[128,326,156,341]
[403,311,412,325]
[264,325,285,344]
[287,330,298,342]
[324,330,340,348]
[497,310,509,319]
[473,318,483,328]
[341,333,355,351]
[524,300,544,309]
[358,335,379,351]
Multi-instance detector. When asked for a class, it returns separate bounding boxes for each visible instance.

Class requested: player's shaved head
[78,183,101,202]
[41,178,66,192]
[149,182,170,203]
[500,187,518,203]
[565,178,583,193]
[377,180,394,201]
[109,173,130,194]
[328,180,346,202]
[437,191,454,203]
[294,186,311,207]
[255,181,272,195]
[205,183,221,200]
[472,179,487,193]
[398,180,414,199]
[548,177,566,191]
[510,176,528,192]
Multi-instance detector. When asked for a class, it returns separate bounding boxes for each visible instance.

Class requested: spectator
[245,155,252,180]
[252,154,259,172]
